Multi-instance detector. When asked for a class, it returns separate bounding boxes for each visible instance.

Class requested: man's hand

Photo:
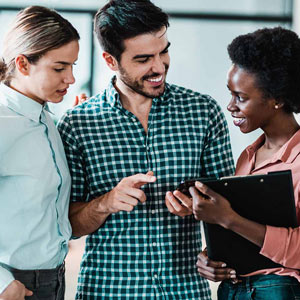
[0,280,33,300]
[69,171,157,236]
[165,190,193,217]
[96,171,156,213]
[196,249,237,282]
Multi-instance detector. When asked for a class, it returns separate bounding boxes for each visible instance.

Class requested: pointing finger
[127,173,156,188]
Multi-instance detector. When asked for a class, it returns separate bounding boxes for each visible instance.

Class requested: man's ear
[15,55,30,76]
[102,52,119,71]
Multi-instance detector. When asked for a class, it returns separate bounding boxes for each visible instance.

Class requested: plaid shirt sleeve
[201,95,235,178]
[57,112,89,203]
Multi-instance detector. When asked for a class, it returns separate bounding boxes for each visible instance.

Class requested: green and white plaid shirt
[58,78,234,300]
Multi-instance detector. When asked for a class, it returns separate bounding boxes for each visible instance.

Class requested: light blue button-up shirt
[0,84,72,293]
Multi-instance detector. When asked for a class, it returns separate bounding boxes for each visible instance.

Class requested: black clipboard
[178,170,298,275]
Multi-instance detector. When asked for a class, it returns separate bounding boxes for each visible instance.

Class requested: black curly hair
[227,27,300,113]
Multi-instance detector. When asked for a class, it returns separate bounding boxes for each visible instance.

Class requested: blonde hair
[0,6,80,84]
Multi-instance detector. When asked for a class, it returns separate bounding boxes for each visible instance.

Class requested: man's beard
[119,65,169,99]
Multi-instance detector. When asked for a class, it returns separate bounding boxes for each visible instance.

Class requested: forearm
[192,182,267,247]
[221,211,266,247]
[69,173,156,237]
[69,196,110,237]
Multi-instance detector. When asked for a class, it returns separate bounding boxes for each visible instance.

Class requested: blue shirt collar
[0,84,44,123]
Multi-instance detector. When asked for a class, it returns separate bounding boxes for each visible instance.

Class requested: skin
[116,31,170,100]
[0,40,79,300]
[68,27,171,237]
[102,26,170,133]
[10,40,79,105]
[73,93,88,106]
[165,190,193,217]
[196,248,237,282]
[0,281,33,300]
[166,64,300,282]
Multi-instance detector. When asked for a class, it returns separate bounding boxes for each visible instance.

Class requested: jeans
[8,263,65,300]
[218,274,300,300]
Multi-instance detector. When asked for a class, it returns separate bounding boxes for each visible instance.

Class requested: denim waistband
[0,262,65,282]
[231,274,299,288]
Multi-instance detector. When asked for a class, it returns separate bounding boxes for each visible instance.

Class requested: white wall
[293,0,300,38]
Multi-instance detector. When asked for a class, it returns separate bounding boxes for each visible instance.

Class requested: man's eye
[54,68,64,72]
[137,58,149,63]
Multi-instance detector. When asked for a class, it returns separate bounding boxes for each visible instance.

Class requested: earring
[275,104,279,109]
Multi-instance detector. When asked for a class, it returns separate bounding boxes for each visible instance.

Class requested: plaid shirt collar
[105,76,173,108]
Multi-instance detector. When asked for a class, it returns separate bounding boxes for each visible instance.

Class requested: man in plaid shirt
[58,0,234,299]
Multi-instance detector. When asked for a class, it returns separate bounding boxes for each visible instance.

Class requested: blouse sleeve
[260,226,300,269]
[260,179,300,268]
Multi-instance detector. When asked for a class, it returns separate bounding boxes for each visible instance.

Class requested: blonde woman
[0,6,79,300]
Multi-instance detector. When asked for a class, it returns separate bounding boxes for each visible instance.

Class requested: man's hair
[94,0,169,62]
[227,27,300,113]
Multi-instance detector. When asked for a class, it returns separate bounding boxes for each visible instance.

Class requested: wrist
[220,210,240,230]
[94,194,110,217]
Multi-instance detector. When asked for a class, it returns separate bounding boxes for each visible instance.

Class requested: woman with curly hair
[167,27,300,299]
[193,27,300,299]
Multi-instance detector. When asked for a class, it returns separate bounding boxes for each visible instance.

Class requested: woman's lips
[56,88,68,96]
